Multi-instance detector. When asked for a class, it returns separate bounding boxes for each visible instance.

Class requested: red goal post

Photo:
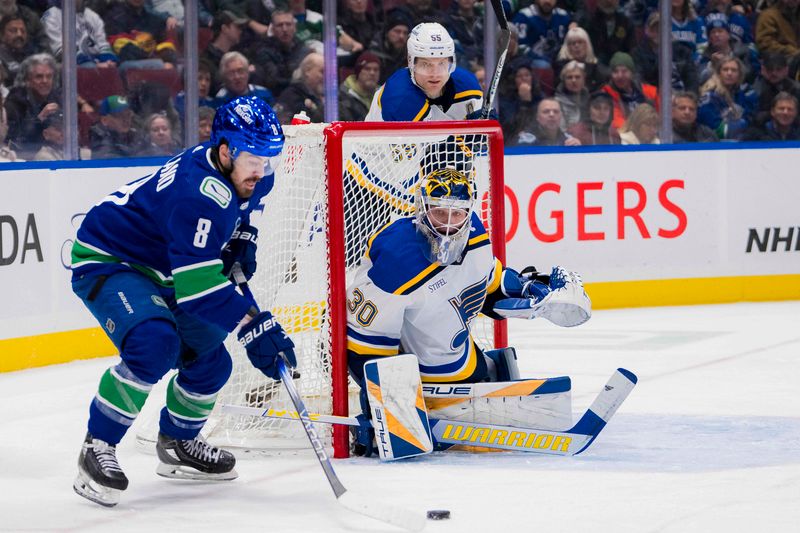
[207,120,507,459]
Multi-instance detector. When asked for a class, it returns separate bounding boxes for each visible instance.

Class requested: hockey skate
[155,433,238,481]
[73,432,129,507]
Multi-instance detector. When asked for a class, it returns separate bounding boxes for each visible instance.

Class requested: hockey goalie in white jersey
[345,168,592,457]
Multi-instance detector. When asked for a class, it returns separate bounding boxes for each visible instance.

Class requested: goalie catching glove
[237,311,296,380]
[494,266,591,327]
[222,223,258,282]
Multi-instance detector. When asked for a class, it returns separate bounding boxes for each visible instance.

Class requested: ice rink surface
[2,302,799,532]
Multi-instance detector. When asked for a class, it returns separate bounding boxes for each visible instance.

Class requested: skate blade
[73,472,121,507]
[156,463,238,481]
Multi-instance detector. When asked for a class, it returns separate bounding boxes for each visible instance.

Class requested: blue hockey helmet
[211,96,284,159]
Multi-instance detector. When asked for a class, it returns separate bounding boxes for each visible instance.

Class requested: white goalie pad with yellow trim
[422,377,573,434]
[364,354,433,461]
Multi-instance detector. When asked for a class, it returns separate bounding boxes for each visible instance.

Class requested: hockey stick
[239,282,426,532]
[480,0,510,119]
[223,367,638,457]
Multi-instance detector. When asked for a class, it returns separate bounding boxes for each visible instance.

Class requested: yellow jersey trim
[394,261,442,295]
[412,101,430,122]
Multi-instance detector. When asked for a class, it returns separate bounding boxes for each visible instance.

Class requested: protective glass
[235,150,271,176]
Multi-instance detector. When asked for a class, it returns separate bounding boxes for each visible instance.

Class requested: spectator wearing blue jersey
[698,55,757,139]
[512,0,571,68]
[671,0,707,58]
[701,0,754,45]
[213,51,273,107]
[554,26,609,92]
[579,0,636,65]
[697,14,758,85]
[174,60,217,125]
[632,12,699,93]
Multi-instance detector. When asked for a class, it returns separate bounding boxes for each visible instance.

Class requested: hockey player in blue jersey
[345,168,592,456]
[70,96,297,507]
[365,22,484,122]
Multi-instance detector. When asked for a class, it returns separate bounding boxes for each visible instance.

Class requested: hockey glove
[222,224,258,282]
[494,266,591,327]
[350,414,376,457]
[466,109,499,120]
[237,311,296,380]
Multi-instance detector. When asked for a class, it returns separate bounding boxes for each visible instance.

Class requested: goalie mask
[407,23,456,89]
[415,168,474,265]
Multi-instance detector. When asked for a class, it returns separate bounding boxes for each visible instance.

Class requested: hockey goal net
[206,121,507,458]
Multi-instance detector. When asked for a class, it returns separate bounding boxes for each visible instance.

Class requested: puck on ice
[427,510,450,520]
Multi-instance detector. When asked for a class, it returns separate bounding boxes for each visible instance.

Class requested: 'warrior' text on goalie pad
[364,354,433,461]
[422,377,572,450]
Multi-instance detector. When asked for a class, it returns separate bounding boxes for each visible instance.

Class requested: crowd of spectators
[2,0,800,160]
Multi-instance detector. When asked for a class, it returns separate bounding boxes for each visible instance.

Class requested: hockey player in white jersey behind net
[69,96,298,507]
[345,167,591,457]
[365,22,483,122]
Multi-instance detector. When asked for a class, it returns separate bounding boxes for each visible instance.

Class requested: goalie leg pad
[363,354,433,461]
[423,377,572,436]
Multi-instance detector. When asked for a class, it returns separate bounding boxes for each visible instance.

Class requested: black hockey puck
[427,510,451,520]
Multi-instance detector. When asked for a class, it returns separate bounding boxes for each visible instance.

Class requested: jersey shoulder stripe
[450,67,482,101]
[379,68,428,122]
[366,218,444,295]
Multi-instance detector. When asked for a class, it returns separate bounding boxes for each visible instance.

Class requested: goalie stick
[221,367,637,457]
[239,281,426,532]
[480,0,510,119]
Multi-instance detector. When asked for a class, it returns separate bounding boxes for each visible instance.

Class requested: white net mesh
[206,123,501,454]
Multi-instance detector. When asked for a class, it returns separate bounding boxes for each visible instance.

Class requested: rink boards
[1,143,799,371]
